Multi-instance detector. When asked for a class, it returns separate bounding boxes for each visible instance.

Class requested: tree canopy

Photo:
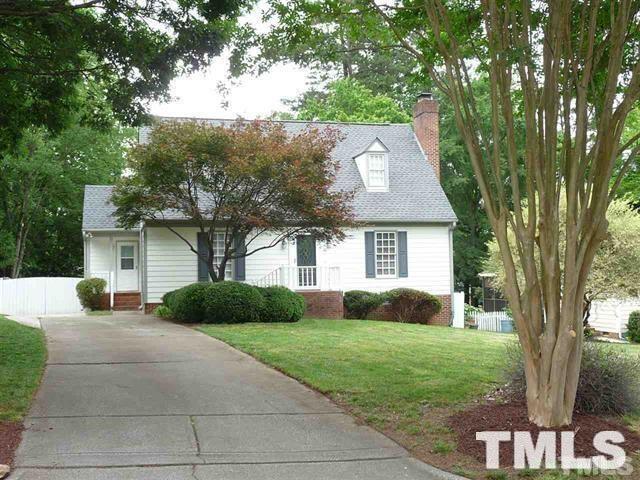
[0,120,131,278]
[112,121,355,281]
[0,0,241,143]
[294,78,411,123]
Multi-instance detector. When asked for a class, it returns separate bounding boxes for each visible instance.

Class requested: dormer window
[367,153,387,188]
[353,138,390,192]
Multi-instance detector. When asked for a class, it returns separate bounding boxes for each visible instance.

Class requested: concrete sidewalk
[11,314,456,479]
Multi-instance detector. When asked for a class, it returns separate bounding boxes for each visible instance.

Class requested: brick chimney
[413,92,440,180]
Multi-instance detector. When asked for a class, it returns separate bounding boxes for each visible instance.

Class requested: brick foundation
[298,291,344,319]
[145,303,162,314]
[364,294,452,326]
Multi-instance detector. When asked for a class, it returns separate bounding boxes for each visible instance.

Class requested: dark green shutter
[197,232,209,282]
[365,231,375,278]
[398,231,408,277]
[233,235,246,281]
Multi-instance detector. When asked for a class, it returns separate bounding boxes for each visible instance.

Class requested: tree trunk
[11,220,29,278]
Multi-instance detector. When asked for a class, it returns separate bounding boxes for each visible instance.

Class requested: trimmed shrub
[504,341,640,415]
[343,290,385,319]
[259,286,305,323]
[76,278,107,310]
[202,281,264,324]
[162,289,178,311]
[171,283,211,323]
[385,288,442,323]
[154,305,173,318]
[627,311,640,343]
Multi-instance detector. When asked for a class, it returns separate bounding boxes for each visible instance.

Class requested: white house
[82,94,457,321]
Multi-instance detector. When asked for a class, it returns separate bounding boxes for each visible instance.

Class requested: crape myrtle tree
[343,0,640,427]
[484,198,640,327]
[112,121,355,282]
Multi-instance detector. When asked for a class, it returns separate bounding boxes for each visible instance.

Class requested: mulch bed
[0,421,23,466]
[449,401,640,468]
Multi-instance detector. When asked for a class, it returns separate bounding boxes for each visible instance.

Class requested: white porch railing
[254,266,341,291]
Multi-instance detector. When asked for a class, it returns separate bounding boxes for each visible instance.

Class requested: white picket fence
[472,311,513,333]
[0,277,84,316]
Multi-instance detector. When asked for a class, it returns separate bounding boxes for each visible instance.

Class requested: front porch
[252,265,341,292]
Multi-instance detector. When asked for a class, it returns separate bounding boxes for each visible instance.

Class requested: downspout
[109,235,114,310]
[448,222,456,326]
[139,224,145,311]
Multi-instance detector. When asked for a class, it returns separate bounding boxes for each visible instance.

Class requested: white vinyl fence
[452,292,465,328]
[0,277,84,316]
[472,311,514,333]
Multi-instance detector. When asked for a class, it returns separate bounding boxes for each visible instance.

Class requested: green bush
[153,305,173,318]
[202,281,264,324]
[627,311,640,343]
[171,283,211,323]
[259,286,305,322]
[343,290,385,319]
[504,341,640,415]
[162,289,178,311]
[385,288,442,323]
[76,278,107,310]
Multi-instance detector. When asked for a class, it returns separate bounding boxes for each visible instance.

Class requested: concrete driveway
[11,313,455,479]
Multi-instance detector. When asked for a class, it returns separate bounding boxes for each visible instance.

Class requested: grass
[200,319,640,479]
[200,319,510,423]
[87,310,112,316]
[0,316,46,421]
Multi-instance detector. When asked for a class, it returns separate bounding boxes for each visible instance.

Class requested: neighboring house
[82,94,457,322]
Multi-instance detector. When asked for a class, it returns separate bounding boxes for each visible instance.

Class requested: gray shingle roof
[83,118,456,230]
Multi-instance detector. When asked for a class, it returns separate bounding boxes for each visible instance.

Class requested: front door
[116,241,139,291]
[296,235,317,287]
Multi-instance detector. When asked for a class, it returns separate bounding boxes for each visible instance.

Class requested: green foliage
[153,305,173,318]
[171,283,211,323]
[296,78,411,124]
[385,288,442,324]
[202,282,264,324]
[162,290,178,311]
[0,0,241,143]
[504,341,640,415]
[343,290,385,319]
[75,278,107,310]
[113,121,354,281]
[0,316,46,421]
[258,286,305,323]
[464,303,482,321]
[485,198,640,303]
[628,311,640,343]
[0,110,131,277]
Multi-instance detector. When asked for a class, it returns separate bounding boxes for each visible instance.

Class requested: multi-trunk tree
[112,121,355,281]
[351,0,640,427]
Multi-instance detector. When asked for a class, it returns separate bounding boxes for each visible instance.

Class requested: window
[120,245,134,270]
[375,231,397,277]
[213,233,233,278]
[367,153,387,188]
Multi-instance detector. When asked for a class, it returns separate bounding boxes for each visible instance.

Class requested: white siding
[146,227,198,303]
[317,225,452,294]
[144,224,452,303]
[589,299,640,337]
[86,233,139,292]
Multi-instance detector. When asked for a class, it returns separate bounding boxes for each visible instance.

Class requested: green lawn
[0,316,46,421]
[200,319,511,422]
